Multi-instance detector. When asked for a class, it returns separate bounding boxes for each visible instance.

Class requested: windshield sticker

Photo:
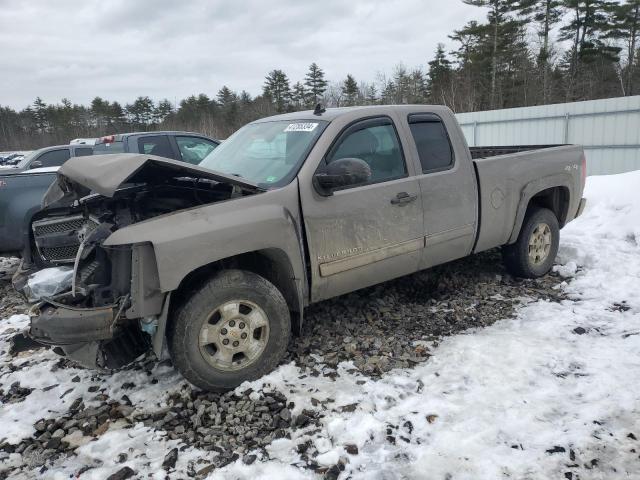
[265,176,277,183]
[284,122,318,133]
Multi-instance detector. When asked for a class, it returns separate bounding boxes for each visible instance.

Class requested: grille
[34,218,85,236]
[41,245,81,262]
[32,215,100,264]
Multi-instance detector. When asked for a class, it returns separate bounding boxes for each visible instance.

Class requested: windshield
[199,120,328,187]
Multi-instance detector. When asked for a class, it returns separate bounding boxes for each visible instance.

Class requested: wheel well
[170,249,302,331]
[527,186,570,227]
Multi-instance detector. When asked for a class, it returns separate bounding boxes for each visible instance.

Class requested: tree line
[1,0,639,150]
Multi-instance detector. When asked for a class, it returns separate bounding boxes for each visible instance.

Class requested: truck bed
[469,145,564,160]
[471,144,585,253]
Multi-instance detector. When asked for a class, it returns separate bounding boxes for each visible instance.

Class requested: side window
[137,135,174,159]
[408,115,454,173]
[74,147,93,157]
[176,136,218,164]
[37,149,71,167]
[327,119,406,184]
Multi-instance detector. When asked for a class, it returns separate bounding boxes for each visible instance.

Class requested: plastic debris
[24,266,73,302]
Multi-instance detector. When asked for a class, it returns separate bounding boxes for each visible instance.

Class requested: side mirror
[29,160,43,169]
[314,158,372,195]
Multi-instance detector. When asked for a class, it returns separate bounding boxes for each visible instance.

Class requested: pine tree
[455,2,532,109]
[290,81,308,109]
[216,86,240,127]
[125,96,155,127]
[216,86,237,107]
[609,0,640,95]
[304,63,328,106]
[360,83,378,105]
[263,69,291,113]
[341,75,359,106]
[381,80,396,105]
[408,69,428,104]
[518,0,564,102]
[462,0,530,108]
[427,44,455,106]
[108,102,125,131]
[33,97,47,133]
[392,65,411,104]
[560,0,622,100]
[155,99,173,124]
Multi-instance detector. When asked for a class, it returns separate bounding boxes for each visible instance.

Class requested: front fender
[103,185,305,294]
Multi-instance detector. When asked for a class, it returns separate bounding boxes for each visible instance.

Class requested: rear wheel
[168,269,290,391]
[502,207,559,278]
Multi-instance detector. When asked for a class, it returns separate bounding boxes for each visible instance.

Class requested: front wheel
[502,207,560,278]
[168,269,291,392]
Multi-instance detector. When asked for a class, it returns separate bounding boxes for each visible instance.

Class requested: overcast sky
[0,0,488,110]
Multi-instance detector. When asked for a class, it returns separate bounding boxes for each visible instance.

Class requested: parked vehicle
[3,153,27,166]
[7,145,95,174]
[0,152,24,166]
[0,132,219,256]
[0,152,28,166]
[18,105,586,391]
[92,131,219,165]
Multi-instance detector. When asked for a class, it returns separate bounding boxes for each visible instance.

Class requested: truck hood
[42,153,263,207]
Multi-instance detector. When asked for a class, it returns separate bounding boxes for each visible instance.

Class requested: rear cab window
[408,113,454,174]
[93,141,125,154]
[74,147,93,157]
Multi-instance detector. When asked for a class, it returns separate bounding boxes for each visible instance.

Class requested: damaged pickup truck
[16,105,587,391]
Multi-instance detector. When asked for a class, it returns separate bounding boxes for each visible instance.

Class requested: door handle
[390,192,417,206]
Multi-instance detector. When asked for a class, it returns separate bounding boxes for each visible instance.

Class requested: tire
[168,269,291,392]
[502,207,560,278]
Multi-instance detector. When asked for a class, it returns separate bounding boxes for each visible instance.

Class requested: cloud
[0,0,486,109]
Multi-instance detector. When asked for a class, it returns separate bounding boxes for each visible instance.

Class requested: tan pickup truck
[17,105,586,391]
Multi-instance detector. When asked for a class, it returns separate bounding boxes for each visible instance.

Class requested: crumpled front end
[16,153,261,369]
[19,235,152,369]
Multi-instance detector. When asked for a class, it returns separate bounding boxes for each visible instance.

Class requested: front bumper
[29,301,117,345]
[28,300,151,370]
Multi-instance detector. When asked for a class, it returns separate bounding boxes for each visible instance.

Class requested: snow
[1,170,639,479]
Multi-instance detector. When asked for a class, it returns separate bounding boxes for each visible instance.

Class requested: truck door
[301,116,424,302]
[404,113,477,268]
[31,148,71,169]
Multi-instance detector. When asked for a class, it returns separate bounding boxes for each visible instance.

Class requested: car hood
[42,153,263,207]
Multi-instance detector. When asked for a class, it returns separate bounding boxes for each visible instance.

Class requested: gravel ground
[0,250,567,478]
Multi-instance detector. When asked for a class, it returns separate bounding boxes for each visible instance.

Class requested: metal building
[455,96,640,175]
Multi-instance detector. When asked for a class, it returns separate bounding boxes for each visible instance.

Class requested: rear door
[301,116,424,302]
[403,113,477,268]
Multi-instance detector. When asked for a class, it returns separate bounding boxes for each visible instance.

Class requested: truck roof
[254,104,454,123]
[108,131,208,140]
